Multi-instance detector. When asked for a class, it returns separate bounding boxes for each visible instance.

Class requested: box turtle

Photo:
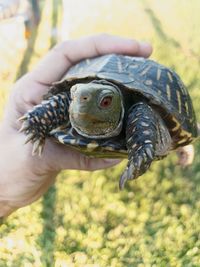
[19,54,199,189]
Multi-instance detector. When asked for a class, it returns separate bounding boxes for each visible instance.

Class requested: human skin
[0,34,152,217]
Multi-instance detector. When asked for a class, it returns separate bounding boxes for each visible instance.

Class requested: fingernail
[139,41,153,56]
[139,41,151,47]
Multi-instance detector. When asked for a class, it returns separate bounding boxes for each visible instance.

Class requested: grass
[0,0,200,266]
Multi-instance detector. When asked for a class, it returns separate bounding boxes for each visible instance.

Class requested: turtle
[19,54,199,189]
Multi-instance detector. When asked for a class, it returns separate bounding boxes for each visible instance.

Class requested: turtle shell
[49,54,198,156]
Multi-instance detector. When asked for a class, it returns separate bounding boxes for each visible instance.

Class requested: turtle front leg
[120,102,171,189]
[19,92,70,156]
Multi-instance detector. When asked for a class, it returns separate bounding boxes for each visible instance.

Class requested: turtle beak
[71,112,104,123]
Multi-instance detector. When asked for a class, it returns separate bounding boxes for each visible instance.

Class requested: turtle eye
[100,96,113,108]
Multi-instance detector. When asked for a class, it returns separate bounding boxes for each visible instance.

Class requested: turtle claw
[32,139,44,157]
[119,163,135,190]
[119,168,128,190]
[19,114,45,156]
[19,120,30,133]
[18,114,28,122]
[24,133,35,144]
[145,146,154,160]
[136,155,143,170]
[119,144,155,190]
[24,133,45,156]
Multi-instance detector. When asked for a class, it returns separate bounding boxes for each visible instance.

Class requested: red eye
[100,96,113,108]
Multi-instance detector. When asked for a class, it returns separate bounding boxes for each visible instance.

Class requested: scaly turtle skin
[19,54,198,189]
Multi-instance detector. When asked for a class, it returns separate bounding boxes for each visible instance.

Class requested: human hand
[177,144,195,167]
[0,34,152,217]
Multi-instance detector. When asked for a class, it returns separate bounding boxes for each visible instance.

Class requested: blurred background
[0,0,200,266]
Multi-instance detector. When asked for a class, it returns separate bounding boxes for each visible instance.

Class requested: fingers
[29,34,153,85]
[177,144,194,167]
[137,41,153,58]
[76,157,122,171]
[42,140,121,171]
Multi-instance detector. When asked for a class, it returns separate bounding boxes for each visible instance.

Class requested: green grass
[0,0,200,266]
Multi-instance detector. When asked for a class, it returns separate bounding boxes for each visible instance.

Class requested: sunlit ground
[0,0,200,266]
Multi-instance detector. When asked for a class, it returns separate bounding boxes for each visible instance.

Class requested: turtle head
[69,80,124,138]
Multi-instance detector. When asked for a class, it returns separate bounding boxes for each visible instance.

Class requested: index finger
[30,34,153,85]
